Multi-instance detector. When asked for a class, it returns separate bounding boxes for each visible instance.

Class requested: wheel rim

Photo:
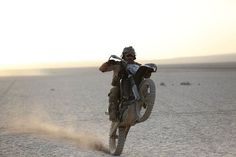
[137,79,156,122]
[109,126,129,155]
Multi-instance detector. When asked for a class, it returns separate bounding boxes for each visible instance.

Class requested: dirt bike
[107,55,157,155]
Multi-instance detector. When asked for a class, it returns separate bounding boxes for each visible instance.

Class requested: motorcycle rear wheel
[109,122,130,156]
[137,78,156,123]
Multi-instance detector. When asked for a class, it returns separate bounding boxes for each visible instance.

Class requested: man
[99,46,141,121]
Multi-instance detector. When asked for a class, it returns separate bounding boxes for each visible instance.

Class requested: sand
[0,65,236,157]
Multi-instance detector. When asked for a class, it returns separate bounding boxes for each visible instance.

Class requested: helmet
[121,46,136,60]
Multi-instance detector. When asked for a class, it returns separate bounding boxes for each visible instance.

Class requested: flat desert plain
[0,63,236,157]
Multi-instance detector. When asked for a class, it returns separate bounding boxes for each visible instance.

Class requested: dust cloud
[7,116,109,154]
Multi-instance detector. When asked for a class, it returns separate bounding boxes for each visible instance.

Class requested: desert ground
[0,64,236,157]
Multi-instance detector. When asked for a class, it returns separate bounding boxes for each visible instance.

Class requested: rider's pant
[108,86,120,121]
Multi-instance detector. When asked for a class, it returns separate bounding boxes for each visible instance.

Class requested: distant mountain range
[142,53,236,65]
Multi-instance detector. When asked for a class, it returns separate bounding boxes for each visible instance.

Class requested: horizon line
[1,52,236,70]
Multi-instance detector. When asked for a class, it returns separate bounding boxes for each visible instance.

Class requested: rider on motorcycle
[99,46,141,122]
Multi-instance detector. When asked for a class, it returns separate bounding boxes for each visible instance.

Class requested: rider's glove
[107,60,116,65]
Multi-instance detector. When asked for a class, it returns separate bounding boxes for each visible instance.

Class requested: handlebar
[109,55,122,61]
[108,55,127,64]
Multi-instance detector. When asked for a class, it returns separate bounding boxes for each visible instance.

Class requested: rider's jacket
[99,60,141,87]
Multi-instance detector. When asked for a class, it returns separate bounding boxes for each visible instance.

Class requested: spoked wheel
[136,79,156,123]
[109,122,130,156]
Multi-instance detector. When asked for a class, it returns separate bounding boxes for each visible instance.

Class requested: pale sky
[0,0,236,68]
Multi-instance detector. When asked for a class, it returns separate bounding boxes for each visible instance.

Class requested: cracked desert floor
[0,64,236,157]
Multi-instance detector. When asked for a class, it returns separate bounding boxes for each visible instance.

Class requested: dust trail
[8,116,109,154]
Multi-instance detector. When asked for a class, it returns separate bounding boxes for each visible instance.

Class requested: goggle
[125,54,135,58]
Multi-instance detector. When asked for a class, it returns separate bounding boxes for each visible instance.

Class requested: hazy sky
[0,0,236,68]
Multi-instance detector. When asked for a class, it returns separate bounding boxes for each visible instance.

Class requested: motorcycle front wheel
[109,122,130,156]
[136,78,156,123]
